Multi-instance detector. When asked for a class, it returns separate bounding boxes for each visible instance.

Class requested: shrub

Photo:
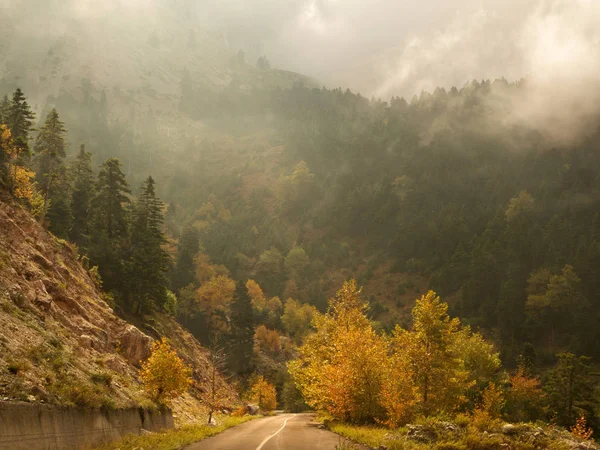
[89,266,103,289]
[232,406,247,417]
[570,416,593,441]
[90,371,113,386]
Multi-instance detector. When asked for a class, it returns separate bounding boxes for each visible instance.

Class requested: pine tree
[172,224,200,292]
[89,158,131,296]
[69,144,94,249]
[7,88,35,159]
[545,353,593,427]
[228,280,255,375]
[128,176,170,314]
[0,95,10,124]
[34,108,71,237]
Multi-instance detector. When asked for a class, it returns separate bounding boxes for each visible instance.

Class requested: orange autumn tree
[139,338,193,404]
[250,376,277,412]
[289,280,388,423]
[254,325,282,355]
[504,365,546,422]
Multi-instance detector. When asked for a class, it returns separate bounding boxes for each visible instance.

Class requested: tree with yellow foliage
[250,376,277,412]
[290,283,500,426]
[254,325,282,355]
[380,329,419,427]
[398,291,470,415]
[139,338,193,404]
[289,280,388,423]
[195,274,236,333]
[0,124,43,212]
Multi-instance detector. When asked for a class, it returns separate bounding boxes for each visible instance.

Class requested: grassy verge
[326,418,595,450]
[329,423,392,449]
[97,415,258,450]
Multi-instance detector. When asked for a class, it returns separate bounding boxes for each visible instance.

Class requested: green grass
[98,415,257,450]
[330,423,391,448]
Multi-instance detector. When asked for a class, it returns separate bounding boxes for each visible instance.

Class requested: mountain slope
[0,192,237,423]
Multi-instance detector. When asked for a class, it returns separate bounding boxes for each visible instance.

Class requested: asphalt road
[186,413,348,450]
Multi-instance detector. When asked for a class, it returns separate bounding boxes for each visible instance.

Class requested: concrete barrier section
[0,401,174,449]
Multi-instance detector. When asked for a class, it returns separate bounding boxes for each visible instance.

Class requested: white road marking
[254,415,296,450]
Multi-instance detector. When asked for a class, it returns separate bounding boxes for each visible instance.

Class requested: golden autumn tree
[246,279,266,309]
[388,291,499,419]
[254,325,282,355]
[380,328,419,427]
[195,274,236,333]
[250,376,277,412]
[139,338,193,404]
[289,280,388,423]
[1,124,40,206]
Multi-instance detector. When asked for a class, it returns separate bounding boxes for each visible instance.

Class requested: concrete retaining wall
[0,401,174,449]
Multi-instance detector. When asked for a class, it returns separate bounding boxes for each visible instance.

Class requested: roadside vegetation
[328,418,597,450]
[291,281,599,449]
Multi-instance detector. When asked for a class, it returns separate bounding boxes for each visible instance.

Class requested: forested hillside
[2,3,600,442]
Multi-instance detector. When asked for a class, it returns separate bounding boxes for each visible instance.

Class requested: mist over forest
[2,0,600,446]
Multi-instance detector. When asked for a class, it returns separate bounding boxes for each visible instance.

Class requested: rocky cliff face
[0,194,237,423]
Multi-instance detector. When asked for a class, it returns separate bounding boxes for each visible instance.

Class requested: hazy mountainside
[3,0,600,418]
[0,193,237,423]
[0,0,312,184]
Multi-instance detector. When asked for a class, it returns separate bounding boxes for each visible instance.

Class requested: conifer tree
[69,144,94,249]
[0,95,10,125]
[7,88,35,159]
[545,353,593,427]
[89,158,131,296]
[128,176,170,314]
[228,280,255,375]
[172,224,200,292]
[34,108,71,237]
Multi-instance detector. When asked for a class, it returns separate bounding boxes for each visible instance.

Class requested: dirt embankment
[0,196,237,424]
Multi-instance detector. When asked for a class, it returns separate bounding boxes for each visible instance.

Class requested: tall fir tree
[34,108,71,237]
[0,95,10,125]
[171,224,200,292]
[228,280,255,375]
[89,158,131,297]
[7,88,35,159]
[128,176,170,314]
[69,144,94,249]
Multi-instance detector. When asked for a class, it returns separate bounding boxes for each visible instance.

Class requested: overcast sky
[2,0,600,99]
[198,0,600,98]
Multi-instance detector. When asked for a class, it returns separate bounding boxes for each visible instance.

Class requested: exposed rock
[30,385,50,402]
[78,334,101,350]
[119,325,152,367]
[246,404,260,415]
[438,421,459,433]
[8,284,28,308]
[104,355,129,373]
[32,253,52,271]
[502,424,519,435]
[31,280,53,311]
[406,424,436,443]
